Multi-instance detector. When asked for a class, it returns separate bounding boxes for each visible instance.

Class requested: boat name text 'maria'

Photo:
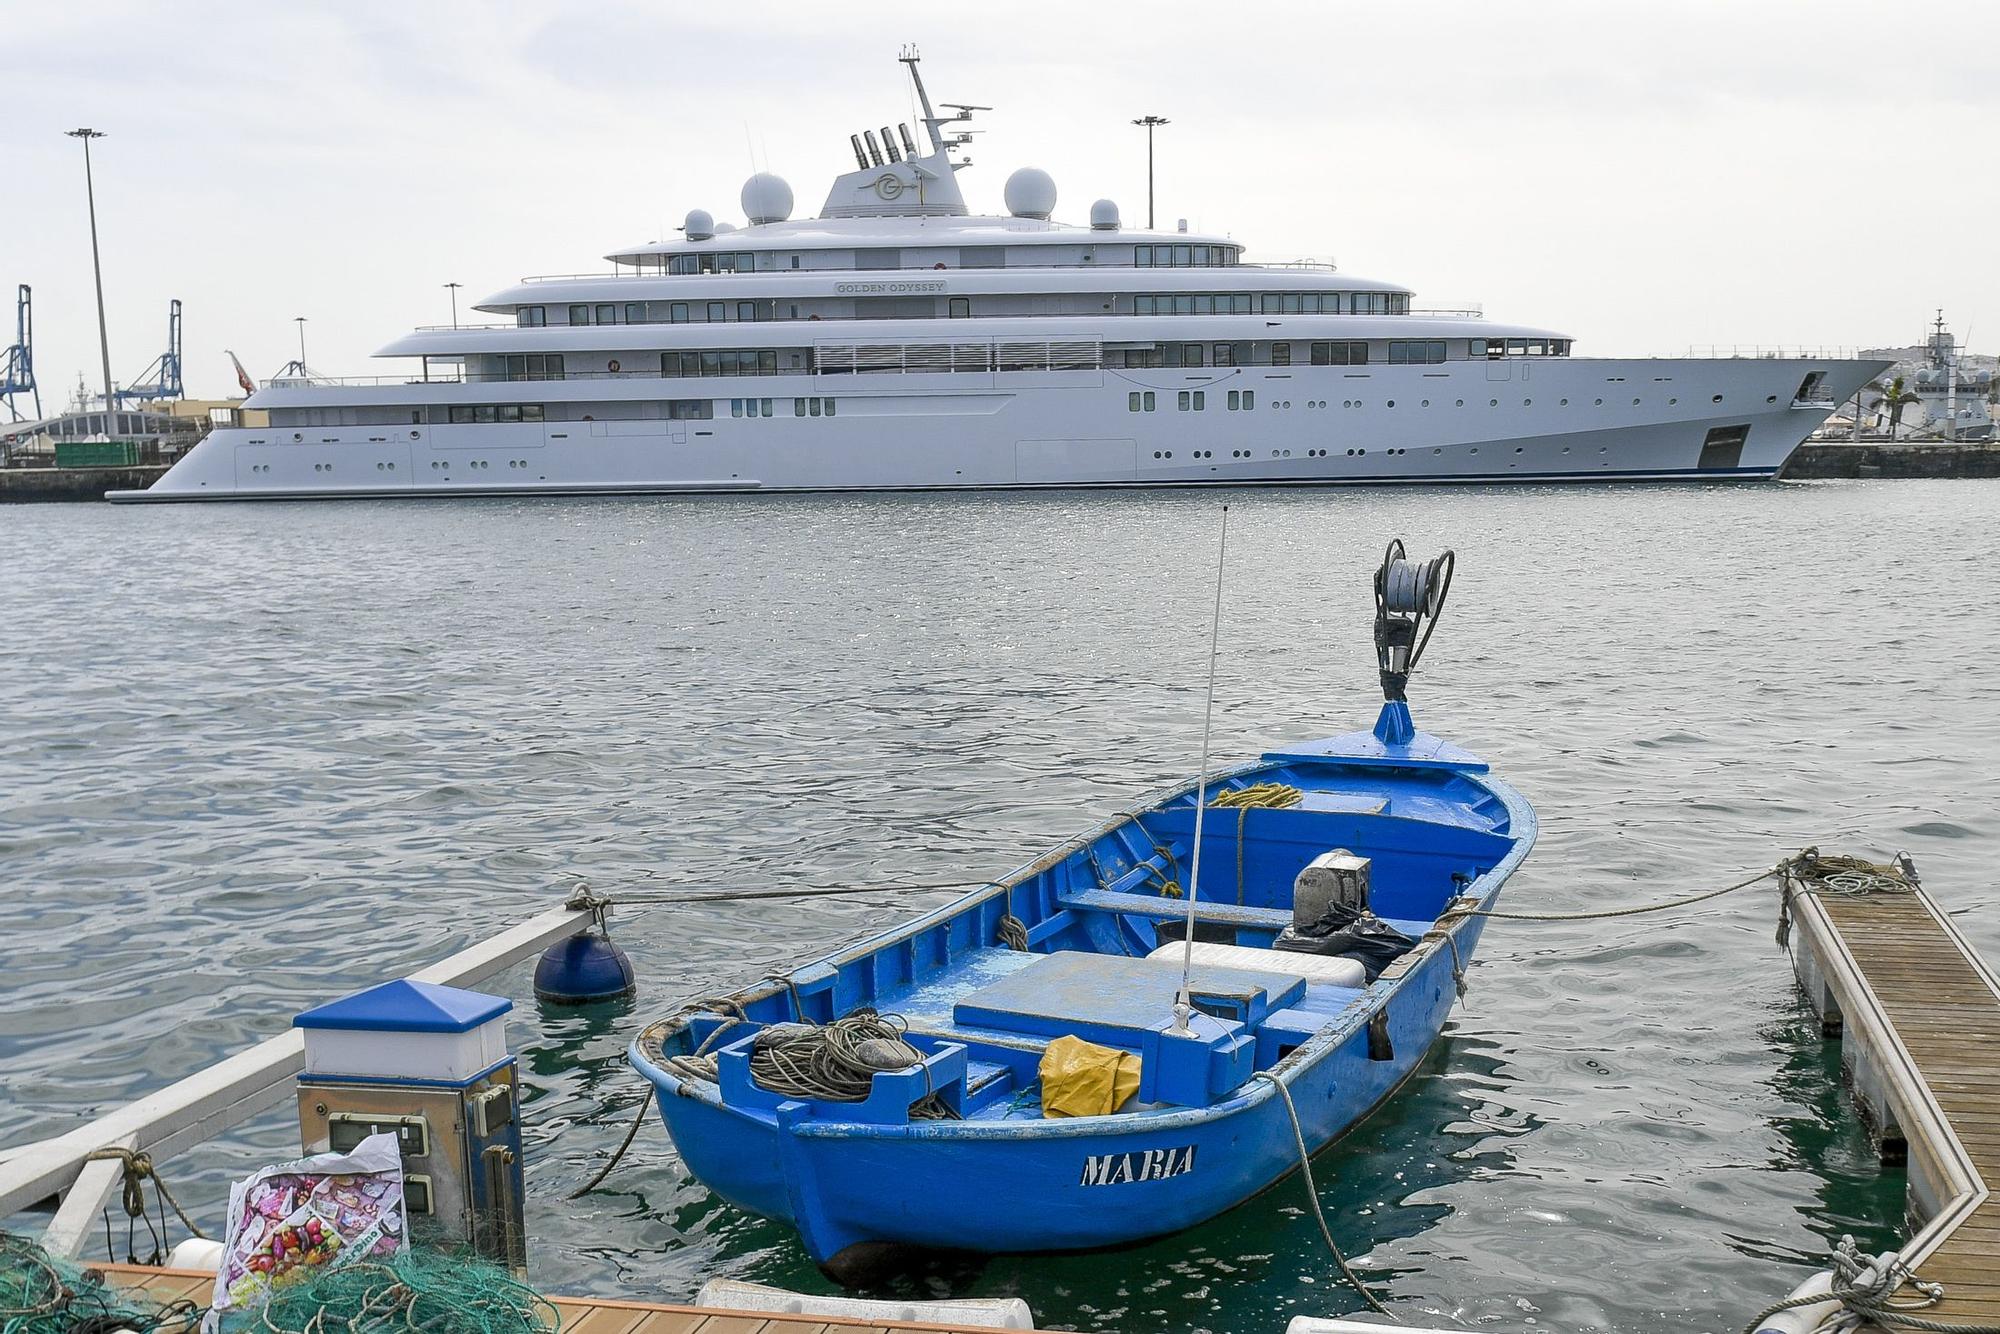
[1078,1145,1197,1186]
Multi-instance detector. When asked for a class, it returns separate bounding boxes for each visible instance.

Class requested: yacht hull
[109,356,1883,502]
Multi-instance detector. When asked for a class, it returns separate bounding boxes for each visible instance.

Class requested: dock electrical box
[293,980,527,1271]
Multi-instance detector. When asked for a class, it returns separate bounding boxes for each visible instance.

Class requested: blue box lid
[295,979,511,1034]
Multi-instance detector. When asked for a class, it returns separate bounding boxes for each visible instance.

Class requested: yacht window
[1507,339,1527,356]
[669,256,698,275]
[1178,390,1190,411]
[759,350,778,373]
[1135,245,1153,267]
[740,252,756,271]
[1310,340,1369,365]
[1469,339,1490,358]
[1129,391,1143,412]
[496,405,521,423]
[1135,296,1155,315]
[594,304,617,325]
[1164,343,1184,367]
[809,397,822,416]
[522,404,544,421]
[1181,342,1205,367]
[701,351,723,376]
[730,399,744,418]
[518,306,546,327]
[707,302,726,322]
[1528,339,1547,356]
[791,255,801,268]
[1174,295,1195,315]
[1243,389,1255,409]
[1228,389,1239,410]
[1143,391,1156,411]
[738,302,757,322]
[949,298,971,318]
[1262,294,1282,313]
[568,304,589,325]
[1272,342,1292,366]
[625,303,646,324]
[667,400,712,419]
[1174,244,1193,266]
[824,398,835,416]
[1231,293,1252,314]
[1213,343,1235,367]
[670,303,690,323]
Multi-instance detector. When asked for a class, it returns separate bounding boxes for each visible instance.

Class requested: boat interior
[656,751,1521,1124]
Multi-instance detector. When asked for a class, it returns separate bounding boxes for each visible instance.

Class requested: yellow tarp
[1038,1034,1141,1118]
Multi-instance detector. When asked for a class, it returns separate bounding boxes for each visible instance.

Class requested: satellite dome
[713,221,739,234]
[741,173,794,225]
[1089,199,1121,231]
[683,208,715,241]
[1004,167,1057,221]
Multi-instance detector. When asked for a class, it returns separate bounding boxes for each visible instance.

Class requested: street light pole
[65,128,114,414]
[444,282,462,330]
[1131,115,1169,229]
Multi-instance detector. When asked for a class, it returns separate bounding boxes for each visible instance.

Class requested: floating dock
[1782,857,2000,1326]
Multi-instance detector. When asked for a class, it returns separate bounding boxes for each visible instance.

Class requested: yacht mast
[900,45,946,154]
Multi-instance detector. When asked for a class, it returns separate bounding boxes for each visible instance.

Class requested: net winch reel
[1371,540,1455,743]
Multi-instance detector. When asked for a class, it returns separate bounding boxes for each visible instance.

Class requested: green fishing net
[237,1248,560,1333]
[0,1228,197,1334]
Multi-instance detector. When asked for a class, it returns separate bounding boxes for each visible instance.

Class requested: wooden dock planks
[1791,875,2000,1327]
[95,1264,1009,1334]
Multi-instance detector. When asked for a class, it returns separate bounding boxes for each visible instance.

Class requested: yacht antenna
[899,45,946,154]
[1171,504,1230,1036]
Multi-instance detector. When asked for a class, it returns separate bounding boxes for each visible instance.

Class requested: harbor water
[3,480,1997,1333]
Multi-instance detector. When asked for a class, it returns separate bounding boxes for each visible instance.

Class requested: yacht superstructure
[114,53,1885,503]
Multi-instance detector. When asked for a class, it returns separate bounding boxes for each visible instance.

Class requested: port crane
[114,299,183,404]
[1,284,38,422]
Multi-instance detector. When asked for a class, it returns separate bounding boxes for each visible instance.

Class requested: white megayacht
[114,51,1886,503]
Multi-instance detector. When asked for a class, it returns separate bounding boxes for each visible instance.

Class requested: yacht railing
[1411,306,1484,319]
[1687,345,1865,360]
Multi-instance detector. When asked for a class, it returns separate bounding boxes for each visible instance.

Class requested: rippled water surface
[4,481,1997,1333]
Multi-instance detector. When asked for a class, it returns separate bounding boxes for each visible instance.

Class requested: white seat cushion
[1144,940,1366,989]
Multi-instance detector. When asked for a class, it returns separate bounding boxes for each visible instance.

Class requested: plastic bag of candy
[206,1131,406,1327]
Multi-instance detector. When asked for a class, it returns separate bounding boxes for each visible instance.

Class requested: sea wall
[0,466,170,502]
[1781,442,2000,480]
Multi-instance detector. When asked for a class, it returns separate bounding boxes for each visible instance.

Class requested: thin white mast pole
[1172,504,1230,1035]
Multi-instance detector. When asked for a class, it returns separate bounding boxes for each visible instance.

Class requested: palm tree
[1868,375,1921,438]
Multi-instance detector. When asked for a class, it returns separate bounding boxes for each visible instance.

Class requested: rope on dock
[1743,1234,2000,1334]
[1250,1072,1396,1320]
[1776,847,1918,947]
[79,1148,207,1242]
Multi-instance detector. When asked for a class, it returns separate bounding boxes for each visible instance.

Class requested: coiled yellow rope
[1210,783,1302,904]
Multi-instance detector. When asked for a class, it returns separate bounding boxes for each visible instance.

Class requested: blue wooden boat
[630,542,1535,1276]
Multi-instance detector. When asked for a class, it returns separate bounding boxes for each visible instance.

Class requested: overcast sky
[3,0,1994,402]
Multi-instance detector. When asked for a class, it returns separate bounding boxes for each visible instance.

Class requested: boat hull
[643,919,1488,1263]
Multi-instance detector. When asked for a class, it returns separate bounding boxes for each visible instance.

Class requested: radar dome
[683,208,715,241]
[713,221,738,234]
[1089,199,1121,231]
[741,173,794,225]
[1004,167,1057,221]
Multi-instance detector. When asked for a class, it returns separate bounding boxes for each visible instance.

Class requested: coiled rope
[1212,783,1303,904]
[1251,1072,1395,1319]
[749,1010,960,1121]
[1742,1234,2000,1334]
[1776,847,1917,947]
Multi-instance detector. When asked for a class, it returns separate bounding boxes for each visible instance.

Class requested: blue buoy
[535,931,636,1005]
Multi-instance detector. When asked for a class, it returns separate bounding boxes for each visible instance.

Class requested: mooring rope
[1742,1234,2000,1334]
[1251,1072,1395,1319]
[81,1147,207,1241]
[1776,847,1917,947]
